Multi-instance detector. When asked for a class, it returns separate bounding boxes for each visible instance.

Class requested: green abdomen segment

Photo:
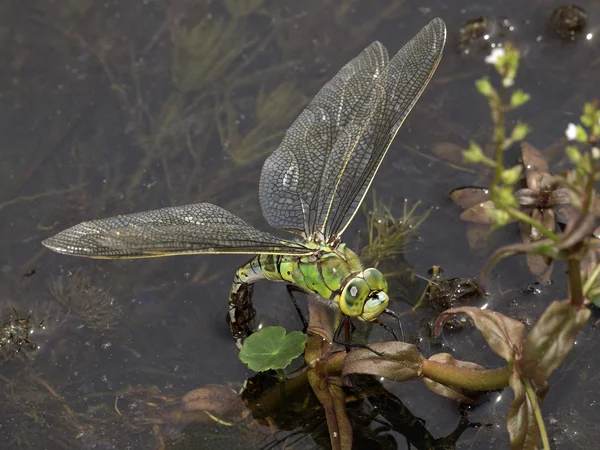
[228,245,361,337]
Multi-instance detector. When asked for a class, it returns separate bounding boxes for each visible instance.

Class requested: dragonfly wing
[259,40,389,240]
[324,18,446,239]
[42,203,312,258]
[259,18,446,242]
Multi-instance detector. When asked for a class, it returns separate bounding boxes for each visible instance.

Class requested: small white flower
[565,123,578,141]
[485,47,505,64]
[592,147,600,160]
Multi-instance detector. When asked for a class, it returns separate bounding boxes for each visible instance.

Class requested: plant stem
[277,368,286,401]
[421,360,510,391]
[487,86,560,243]
[412,281,431,311]
[490,92,506,196]
[568,253,584,307]
[524,379,550,450]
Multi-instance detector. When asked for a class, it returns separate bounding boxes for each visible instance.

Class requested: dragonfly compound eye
[361,291,389,321]
[363,268,388,292]
[340,278,370,317]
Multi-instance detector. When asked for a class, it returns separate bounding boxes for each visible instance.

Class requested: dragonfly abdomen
[228,245,363,338]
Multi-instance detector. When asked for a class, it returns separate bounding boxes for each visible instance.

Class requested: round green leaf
[239,326,307,372]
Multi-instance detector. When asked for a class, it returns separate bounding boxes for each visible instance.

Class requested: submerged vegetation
[360,193,430,272]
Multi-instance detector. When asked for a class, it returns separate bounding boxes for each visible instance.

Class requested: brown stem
[325,351,346,374]
[32,375,85,432]
[568,252,584,307]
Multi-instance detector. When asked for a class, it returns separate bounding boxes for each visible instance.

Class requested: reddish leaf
[480,239,561,285]
[433,142,474,165]
[549,188,571,206]
[557,204,597,250]
[460,200,497,224]
[520,300,591,385]
[435,307,525,363]
[450,187,490,209]
[521,142,548,173]
[530,208,556,242]
[525,171,543,193]
[342,342,422,382]
[514,188,539,206]
[507,373,542,450]
[181,385,247,418]
[525,252,552,283]
[519,221,553,283]
[423,353,484,404]
[306,295,334,343]
[466,223,492,249]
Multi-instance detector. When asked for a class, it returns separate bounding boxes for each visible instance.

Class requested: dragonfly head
[340,268,389,321]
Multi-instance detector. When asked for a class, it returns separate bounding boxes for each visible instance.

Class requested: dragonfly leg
[285,285,309,332]
[373,318,401,341]
[228,280,256,340]
[332,317,386,357]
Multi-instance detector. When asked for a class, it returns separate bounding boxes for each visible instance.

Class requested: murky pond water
[1,0,599,448]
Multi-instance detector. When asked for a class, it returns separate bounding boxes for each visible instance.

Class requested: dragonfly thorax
[340,267,389,321]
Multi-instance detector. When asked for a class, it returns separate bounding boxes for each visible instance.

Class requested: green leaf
[509,90,530,108]
[496,185,518,208]
[475,77,495,98]
[520,301,591,385]
[487,208,511,227]
[500,44,520,88]
[239,326,307,372]
[501,165,523,185]
[510,122,531,142]
[502,76,515,88]
[463,141,485,163]
[566,145,582,164]
[581,101,598,128]
[531,241,558,258]
[575,124,588,143]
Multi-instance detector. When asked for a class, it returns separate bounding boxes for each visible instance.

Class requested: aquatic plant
[0,309,37,361]
[360,193,429,272]
[452,141,573,282]
[442,44,595,449]
[233,42,599,450]
[49,269,125,334]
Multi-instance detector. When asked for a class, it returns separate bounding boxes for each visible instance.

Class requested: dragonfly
[42,18,446,341]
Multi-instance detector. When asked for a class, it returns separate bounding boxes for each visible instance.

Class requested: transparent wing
[259,18,446,242]
[259,41,388,240]
[42,203,312,259]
